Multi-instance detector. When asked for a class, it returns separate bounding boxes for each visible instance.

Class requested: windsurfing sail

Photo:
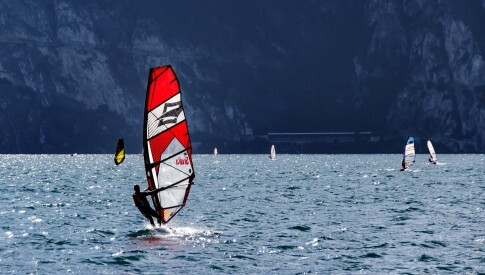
[270,144,276,160]
[427,140,437,163]
[114,138,125,165]
[213,147,218,156]
[143,65,195,224]
[402,136,415,170]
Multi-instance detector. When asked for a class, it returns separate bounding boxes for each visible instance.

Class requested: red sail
[143,65,195,224]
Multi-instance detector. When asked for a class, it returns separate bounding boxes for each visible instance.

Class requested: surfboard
[142,65,195,224]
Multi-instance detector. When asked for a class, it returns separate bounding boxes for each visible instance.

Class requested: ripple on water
[360,252,382,258]
[275,245,299,250]
[288,225,311,232]
[420,240,447,248]
[418,254,438,262]
[1,154,484,274]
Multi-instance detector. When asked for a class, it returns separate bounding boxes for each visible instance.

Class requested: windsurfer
[401,159,406,171]
[132,184,165,226]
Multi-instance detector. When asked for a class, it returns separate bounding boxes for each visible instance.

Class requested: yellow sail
[114,139,125,165]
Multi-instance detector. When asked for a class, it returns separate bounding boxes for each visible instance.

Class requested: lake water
[0,154,484,274]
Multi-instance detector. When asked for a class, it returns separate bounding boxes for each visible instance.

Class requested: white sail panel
[157,150,193,188]
[147,94,186,139]
[157,183,189,209]
[159,137,185,161]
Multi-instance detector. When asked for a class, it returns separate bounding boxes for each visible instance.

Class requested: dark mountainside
[0,0,484,153]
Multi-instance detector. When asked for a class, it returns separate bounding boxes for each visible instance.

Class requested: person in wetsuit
[132,184,165,226]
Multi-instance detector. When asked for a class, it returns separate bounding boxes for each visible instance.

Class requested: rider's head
[134,184,140,193]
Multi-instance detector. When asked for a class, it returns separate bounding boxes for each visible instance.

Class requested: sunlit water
[0,154,484,273]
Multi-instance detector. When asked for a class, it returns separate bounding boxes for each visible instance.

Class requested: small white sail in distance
[270,144,276,160]
[427,140,437,164]
[401,136,415,170]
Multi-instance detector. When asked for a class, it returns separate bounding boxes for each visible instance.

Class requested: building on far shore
[266,132,381,153]
[268,132,380,143]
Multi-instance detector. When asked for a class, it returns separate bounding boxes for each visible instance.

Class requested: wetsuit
[133,189,162,226]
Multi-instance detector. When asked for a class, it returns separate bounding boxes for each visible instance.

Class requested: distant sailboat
[269,144,276,160]
[214,147,218,156]
[114,138,125,166]
[401,136,415,171]
[427,140,437,164]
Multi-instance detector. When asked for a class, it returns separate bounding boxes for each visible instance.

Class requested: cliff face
[0,0,483,153]
[366,0,485,152]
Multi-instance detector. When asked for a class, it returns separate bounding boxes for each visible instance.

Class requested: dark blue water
[0,154,484,273]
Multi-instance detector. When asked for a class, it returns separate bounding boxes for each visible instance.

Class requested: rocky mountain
[0,0,483,153]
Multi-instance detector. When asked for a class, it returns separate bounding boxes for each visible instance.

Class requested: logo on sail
[176,156,190,165]
[158,101,183,126]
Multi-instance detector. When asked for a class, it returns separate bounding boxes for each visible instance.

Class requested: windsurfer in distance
[132,184,165,226]
[401,159,406,171]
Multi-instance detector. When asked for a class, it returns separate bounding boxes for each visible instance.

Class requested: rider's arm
[142,186,168,196]
[142,174,194,196]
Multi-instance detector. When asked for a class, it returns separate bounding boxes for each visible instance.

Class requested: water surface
[0,154,484,273]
